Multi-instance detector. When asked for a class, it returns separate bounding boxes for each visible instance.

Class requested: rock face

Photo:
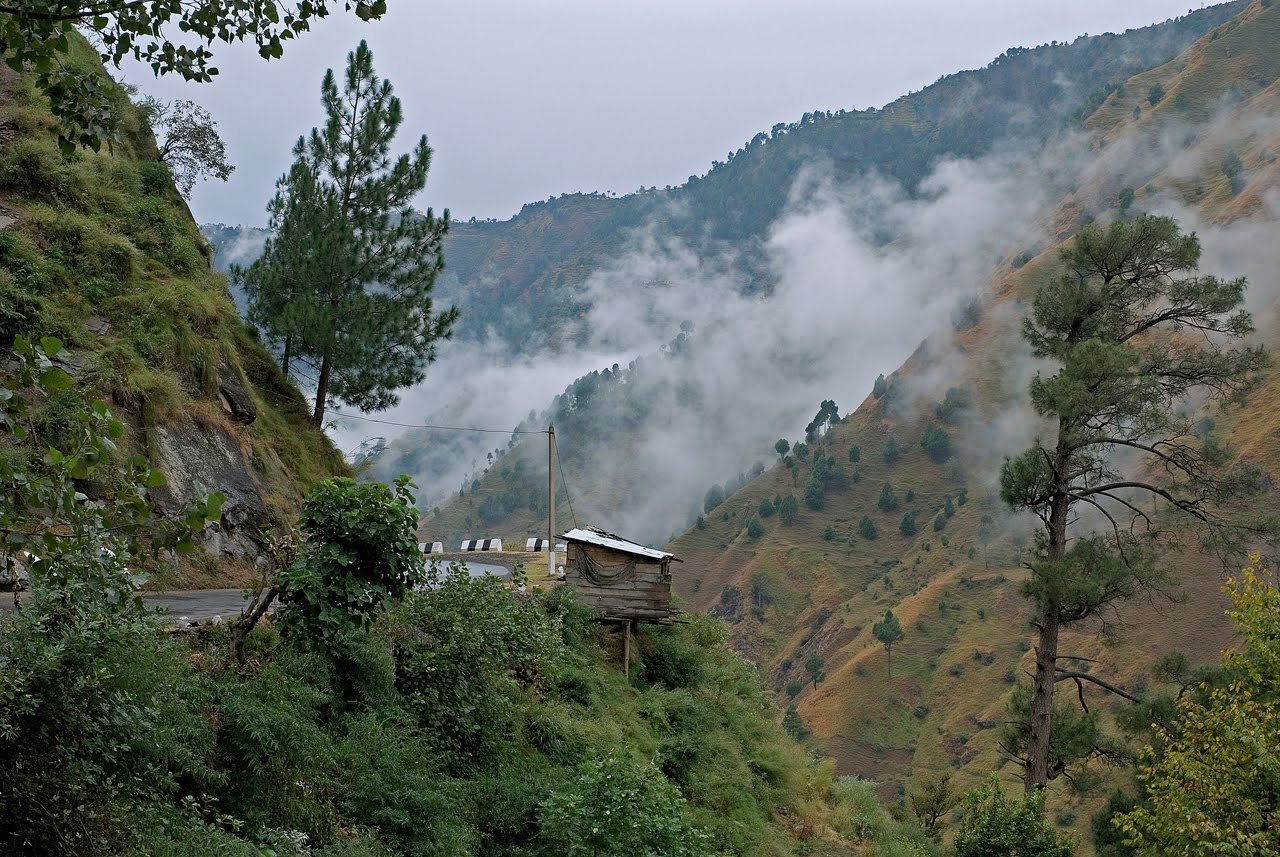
[217,361,258,425]
[151,416,269,562]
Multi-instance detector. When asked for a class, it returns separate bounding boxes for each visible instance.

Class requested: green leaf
[38,366,72,390]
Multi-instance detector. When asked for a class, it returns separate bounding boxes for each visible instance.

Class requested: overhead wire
[325,410,548,435]
[551,431,579,528]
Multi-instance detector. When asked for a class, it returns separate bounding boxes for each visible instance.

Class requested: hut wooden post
[623,620,631,679]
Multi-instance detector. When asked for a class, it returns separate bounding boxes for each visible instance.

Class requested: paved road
[0,589,254,621]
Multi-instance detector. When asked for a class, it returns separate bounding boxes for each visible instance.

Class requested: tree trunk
[1025,449,1071,793]
[312,347,333,426]
[887,644,893,678]
[281,333,292,377]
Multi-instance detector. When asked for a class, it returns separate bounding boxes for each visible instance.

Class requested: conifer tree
[999,214,1269,792]
[873,610,904,677]
[241,41,458,426]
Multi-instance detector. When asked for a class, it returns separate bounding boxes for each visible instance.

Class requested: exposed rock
[217,361,258,425]
[84,316,110,337]
[151,416,269,561]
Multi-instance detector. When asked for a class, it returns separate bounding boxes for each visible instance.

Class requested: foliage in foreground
[1114,557,1280,855]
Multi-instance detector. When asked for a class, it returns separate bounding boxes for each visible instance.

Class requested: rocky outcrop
[217,361,258,425]
[151,416,269,562]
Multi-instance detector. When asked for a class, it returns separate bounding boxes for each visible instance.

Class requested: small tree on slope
[999,214,1270,792]
[873,610,904,677]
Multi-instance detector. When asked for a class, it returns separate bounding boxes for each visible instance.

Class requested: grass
[0,40,347,583]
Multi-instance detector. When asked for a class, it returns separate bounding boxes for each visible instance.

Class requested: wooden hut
[561,526,678,625]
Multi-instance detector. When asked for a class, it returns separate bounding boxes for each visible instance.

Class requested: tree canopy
[999,214,1269,791]
[240,41,457,426]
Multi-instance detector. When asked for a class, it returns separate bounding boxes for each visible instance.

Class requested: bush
[822,524,835,541]
[537,754,708,856]
[933,514,946,532]
[848,445,861,463]
[899,512,918,537]
[758,497,775,518]
[276,476,423,646]
[953,776,1074,857]
[884,436,902,464]
[393,565,559,764]
[746,516,765,539]
[859,516,879,540]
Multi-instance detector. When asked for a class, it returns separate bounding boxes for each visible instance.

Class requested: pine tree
[873,610,904,677]
[999,214,1270,792]
[241,41,458,426]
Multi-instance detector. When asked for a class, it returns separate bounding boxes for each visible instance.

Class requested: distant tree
[878,483,899,513]
[953,776,1073,857]
[1117,187,1136,215]
[908,772,961,839]
[848,445,861,463]
[859,516,879,540]
[138,97,234,198]
[778,495,799,525]
[873,610,905,677]
[803,477,825,511]
[921,423,952,462]
[822,524,835,541]
[999,214,1269,792]
[883,437,902,464]
[240,42,457,426]
[784,680,803,699]
[775,438,791,458]
[873,374,888,398]
[783,704,810,741]
[936,387,973,424]
[899,512,918,537]
[749,569,774,613]
[804,655,826,689]
[805,399,840,442]
[717,585,743,622]
[944,496,956,517]
[1221,150,1245,194]
[758,497,776,518]
[1147,83,1165,106]
[703,484,725,514]
[905,489,915,503]
[933,513,946,532]
[695,515,706,530]
[793,442,810,462]
[745,516,764,539]
[957,488,968,506]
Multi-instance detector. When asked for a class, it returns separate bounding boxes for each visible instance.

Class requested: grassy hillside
[0,38,345,584]
[664,0,1280,849]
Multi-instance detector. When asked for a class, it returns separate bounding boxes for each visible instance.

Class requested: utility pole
[548,425,556,578]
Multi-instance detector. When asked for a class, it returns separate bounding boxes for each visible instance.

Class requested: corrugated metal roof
[560,526,673,561]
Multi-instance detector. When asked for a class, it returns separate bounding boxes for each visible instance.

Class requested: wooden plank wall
[566,543,673,623]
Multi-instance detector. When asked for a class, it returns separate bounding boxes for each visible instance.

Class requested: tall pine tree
[241,40,457,426]
[999,214,1270,792]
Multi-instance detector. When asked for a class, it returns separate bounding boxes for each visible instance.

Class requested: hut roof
[560,526,675,561]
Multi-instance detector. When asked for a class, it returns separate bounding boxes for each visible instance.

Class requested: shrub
[859,516,879,540]
[746,516,765,539]
[933,514,946,532]
[884,436,902,464]
[899,512,917,537]
[758,497,775,518]
[848,445,861,463]
[276,476,422,646]
[778,494,799,525]
[953,777,1073,857]
[822,524,835,541]
[538,754,708,856]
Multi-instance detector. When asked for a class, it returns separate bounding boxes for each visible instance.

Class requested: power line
[552,431,579,528]
[326,410,547,435]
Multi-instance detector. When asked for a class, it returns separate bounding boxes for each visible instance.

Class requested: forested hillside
[666,0,1280,849]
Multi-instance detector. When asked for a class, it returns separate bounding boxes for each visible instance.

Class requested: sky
[124,0,1217,226]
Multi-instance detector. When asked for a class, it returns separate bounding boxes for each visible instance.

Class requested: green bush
[953,776,1074,857]
[537,754,710,856]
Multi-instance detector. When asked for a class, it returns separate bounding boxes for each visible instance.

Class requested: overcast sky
[123,0,1216,226]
